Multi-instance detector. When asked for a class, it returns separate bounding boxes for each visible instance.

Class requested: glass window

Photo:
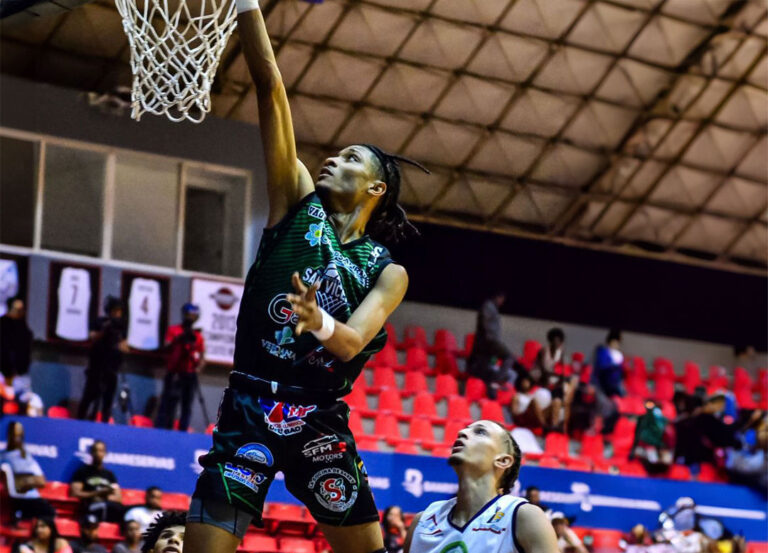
[183,167,245,277]
[0,136,38,247]
[112,153,179,267]
[41,144,106,256]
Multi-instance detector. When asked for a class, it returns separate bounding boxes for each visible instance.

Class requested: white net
[115,0,238,123]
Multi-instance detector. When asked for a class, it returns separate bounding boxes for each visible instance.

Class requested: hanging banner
[190,277,243,364]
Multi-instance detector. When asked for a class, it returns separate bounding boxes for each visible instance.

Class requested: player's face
[149,524,185,553]
[448,421,510,474]
[316,146,385,204]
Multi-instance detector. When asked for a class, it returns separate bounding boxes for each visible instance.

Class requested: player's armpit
[320,264,408,362]
[403,512,422,553]
[515,504,559,553]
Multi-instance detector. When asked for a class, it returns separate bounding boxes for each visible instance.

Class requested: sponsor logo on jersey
[308,468,358,513]
[302,435,347,463]
[210,287,238,311]
[259,399,317,436]
[307,205,327,220]
[487,506,505,523]
[440,542,468,553]
[267,293,299,325]
[274,327,295,346]
[367,246,384,269]
[261,339,296,360]
[222,462,267,492]
[471,524,505,534]
[305,223,324,247]
[235,443,274,467]
[306,348,334,369]
[302,263,348,316]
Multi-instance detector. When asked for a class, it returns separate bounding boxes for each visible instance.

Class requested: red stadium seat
[610,418,636,460]
[407,418,438,450]
[373,413,402,445]
[161,492,190,510]
[385,322,398,347]
[707,366,729,391]
[402,325,429,350]
[625,374,650,398]
[2,402,19,415]
[579,434,605,462]
[121,488,145,506]
[431,329,459,354]
[464,378,486,402]
[458,333,475,358]
[432,445,452,458]
[755,368,767,394]
[666,464,691,481]
[47,406,71,418]
[266,503,313,536]
[652,357,674,380]
[479,400,505,423]
[345,385,370,414]
[442,420,466,445]
[434,374,459,400]
[55,517,80,538]
[348,411,364,436]
[434,352,461,378]
[519,340,541,369]
[371,367,397,392]
[614,395,645,416]
[616,460,646,477]
[377,388,404,417]
[682,362,702,392]
[402,371,428,398]
[630,356,649,380]
[394,442,420,455]
[653,377,675,402]
[538,456,561,468]
[563,457,592,472]
[446,396,472,423]
[402,347,430,373]
[130,415,154,428]
[278,538,315,553]
[591,528,624,550]
[659,400,676,419]
[698,463,725,483]
[98,522,122,540]
[356,436,379,451]
[411,391,440,422]
[369,342,398,369]
[238,534,280,553]
[735,386,757,410]
[734,367,753,390]
[497,383,514,405]
[205,423,215,434]
[544,432,570,459]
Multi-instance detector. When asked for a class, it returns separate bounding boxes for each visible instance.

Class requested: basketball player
[404,421,558,553]
[184,1,427,552]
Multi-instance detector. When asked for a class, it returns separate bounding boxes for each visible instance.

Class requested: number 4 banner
[121,272,170,352]
[191,278,243,365]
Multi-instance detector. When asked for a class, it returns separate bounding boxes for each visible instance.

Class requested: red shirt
[165,325,205,374]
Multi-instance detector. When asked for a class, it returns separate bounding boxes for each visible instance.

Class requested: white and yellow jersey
[410,495,528,553]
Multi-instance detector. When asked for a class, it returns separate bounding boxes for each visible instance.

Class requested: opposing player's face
[149,524,184,553]
[448,421,510,473]
[316,146,384,203]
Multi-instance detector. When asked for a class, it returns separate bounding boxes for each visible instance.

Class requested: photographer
[156,303,205,432]
[78,297,129,422]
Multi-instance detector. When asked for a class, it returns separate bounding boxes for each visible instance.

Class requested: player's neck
[328,209,368,244]
[452,472,499,527]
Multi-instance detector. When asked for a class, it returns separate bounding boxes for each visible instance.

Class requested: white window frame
[0,126,253,282]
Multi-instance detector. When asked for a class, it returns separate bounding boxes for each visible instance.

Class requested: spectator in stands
[382,505,407,553]
[591,329,623,434]
[533,328,575,433]
[124,487,163,533]
[725,413,767,493]
[734,345,757,371]
[525,486,549,513]
[467,291,515,399]
[533,328,565,379]
[156,303,205,432]
[631,401,675,474]
[567,381,597,436]
[1,421,55,523]
[77,297,129,423]
[18,517,72,553]
[70,514,108,553]
[112,520,143,553]
[0,296,33,382]
[512,374,562,431]
[674,392,742,467]
[140,511,186,553]
[70,440,123,523]
[550,512,588,553]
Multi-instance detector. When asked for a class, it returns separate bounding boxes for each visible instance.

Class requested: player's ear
[368,179,386,198]
[494,452,513,472]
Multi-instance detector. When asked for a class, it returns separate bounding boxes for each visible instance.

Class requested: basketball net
[115,0,237,123]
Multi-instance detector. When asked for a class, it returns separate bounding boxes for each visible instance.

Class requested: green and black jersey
[234,193,393,395]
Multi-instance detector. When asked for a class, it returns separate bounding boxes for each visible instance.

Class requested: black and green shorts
[191,385,379,531]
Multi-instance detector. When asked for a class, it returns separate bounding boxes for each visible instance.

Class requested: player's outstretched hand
[287,272,322,336]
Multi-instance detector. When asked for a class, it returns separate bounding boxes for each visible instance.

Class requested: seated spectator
[632,401,675,474]
[567,381,597,436]
[525,486,549,513]
[124,487,163,533]
[467,291,515,399]
[674,392,741,467]
[512,374,562,431]
[533,328,565,381]
[18,517,72,553]
[382,505,406,553]
[70,514,109,553]
[550,512,588,553]
[1,421,55,523]
[140,511,186,553]
[625,524,654,546]
[725,412,767,493]
[70,440,123,523]
[591,329,623,434]
[112,520,143,553]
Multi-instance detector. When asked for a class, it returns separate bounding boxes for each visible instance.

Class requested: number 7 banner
[47,261,101,343]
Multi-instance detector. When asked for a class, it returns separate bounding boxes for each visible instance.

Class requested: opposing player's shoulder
[514,503,559,553]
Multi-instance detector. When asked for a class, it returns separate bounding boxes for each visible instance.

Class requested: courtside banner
[190,277,243,365]
[3,417,765,541]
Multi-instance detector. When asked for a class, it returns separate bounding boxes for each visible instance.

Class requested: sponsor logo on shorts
[308,205,327,220]
[308,468,358,513]
[222,462,267,492]
[260,399,317,436]
[235,443,274,467]
[302,435,347,463]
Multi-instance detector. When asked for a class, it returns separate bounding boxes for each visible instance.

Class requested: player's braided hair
[361,144,429,244]
[492,421,522,494]
[141,510,187,553]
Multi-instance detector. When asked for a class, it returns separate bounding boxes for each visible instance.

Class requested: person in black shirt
[70,440,124,523]
[77,297,129,422]
[0,296,33,381]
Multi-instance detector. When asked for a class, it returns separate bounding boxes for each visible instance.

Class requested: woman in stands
[18,517,72,553]
[184,2,427,553]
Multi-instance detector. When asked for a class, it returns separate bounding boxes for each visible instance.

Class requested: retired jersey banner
[190,277,243,364]
[121,272,170,352]
[3,416,766,542]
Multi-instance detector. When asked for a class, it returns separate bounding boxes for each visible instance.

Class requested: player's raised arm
[236,1,314,226]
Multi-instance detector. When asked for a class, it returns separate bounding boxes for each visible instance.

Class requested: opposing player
[183,1,427,552]
[404,421,558,553]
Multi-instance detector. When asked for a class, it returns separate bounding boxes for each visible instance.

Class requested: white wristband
[236,0,259,14]
[311,308,335,342]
